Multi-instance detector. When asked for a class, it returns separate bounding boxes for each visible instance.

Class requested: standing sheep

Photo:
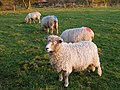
[60,27,94,43]
[25,12,41,23]
[45,35,102,87]
[41,15,58,34]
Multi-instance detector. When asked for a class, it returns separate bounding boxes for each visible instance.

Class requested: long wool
[25,12,41,23]
[49,41,99,73]
[60,27,94,43]
[41,16,58,28]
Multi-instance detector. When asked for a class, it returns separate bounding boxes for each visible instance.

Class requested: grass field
[0,8,120,90]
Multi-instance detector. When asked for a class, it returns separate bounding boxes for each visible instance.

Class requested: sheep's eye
[57,40,62,43]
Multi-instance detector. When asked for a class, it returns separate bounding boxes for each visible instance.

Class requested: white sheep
[60,27,94,43]
[25,12,41,23]
[45,35,102,87]
[41,15,58,34]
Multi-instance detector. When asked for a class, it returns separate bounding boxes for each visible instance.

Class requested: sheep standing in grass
[41,15,58,34]
[45,35,102,87]
[25,12,41,23]
[60,27,94,43]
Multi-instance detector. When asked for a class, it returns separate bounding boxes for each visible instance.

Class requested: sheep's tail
[85,27,94,39]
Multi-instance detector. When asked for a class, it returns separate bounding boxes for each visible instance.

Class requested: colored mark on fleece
[86,28,91,32]
[54,16,58,21]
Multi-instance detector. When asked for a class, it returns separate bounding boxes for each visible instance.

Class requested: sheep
[41,15,58,34]
[60,27,94,43]
[45,35,102,87]
[25,12,41,23]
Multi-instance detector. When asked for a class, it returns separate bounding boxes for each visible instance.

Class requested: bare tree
[0,1,3,6]
[22,0,31,9]
[116,0,119,6]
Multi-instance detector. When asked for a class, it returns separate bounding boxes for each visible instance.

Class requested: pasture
[0,8,120,90]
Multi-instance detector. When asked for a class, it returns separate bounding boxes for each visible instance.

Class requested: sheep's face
[45,35,63,52]
[25,17,28,22]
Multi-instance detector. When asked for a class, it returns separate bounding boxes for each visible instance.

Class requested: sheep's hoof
[92,68,95,72]
[64,83,69,87]
[98,72,102,76]
[98,67,102,76]
[59,78,63,81]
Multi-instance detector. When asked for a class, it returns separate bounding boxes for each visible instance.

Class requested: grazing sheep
[45,35,102,87]
[41,15,58,34]
[25,12,41,23]
[60,27,94,43]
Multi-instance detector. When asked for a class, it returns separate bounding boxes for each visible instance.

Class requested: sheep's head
[45,35,63,52]
[25,17,28,23]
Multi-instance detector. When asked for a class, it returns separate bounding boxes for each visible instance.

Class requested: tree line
[0,0,119,10]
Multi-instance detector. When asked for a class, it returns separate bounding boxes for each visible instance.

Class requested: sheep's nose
[45,48,49,51]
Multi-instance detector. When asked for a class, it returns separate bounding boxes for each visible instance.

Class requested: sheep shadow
[37,65,99,89]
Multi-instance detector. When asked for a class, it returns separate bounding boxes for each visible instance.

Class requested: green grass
[0,7,120,90]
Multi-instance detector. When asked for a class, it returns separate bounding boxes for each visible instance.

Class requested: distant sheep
[25,12,41,23]
[60,27,94,43]
[41,15,58,34]
[45,35,102,87]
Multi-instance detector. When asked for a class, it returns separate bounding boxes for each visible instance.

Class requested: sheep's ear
[57,39,63,43]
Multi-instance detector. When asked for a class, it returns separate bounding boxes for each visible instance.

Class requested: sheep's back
[60,28,85,42]
[41,16,54,27]
[60,27,94,42]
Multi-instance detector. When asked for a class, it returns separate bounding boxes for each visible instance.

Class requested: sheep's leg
[47,28,49,33]
[89,64,95,72]
[94,62,102,76]
[55,22,58,34]
[56,26,58,34]
[29,19,31,24]
[50,26,54,34]
[59,71,63,81]
[97,66,102,76]
[37,18,40,23]
[33,20,35,23]
[64,71,70,87]
[91,66,95,72]
[38,19,40,23]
